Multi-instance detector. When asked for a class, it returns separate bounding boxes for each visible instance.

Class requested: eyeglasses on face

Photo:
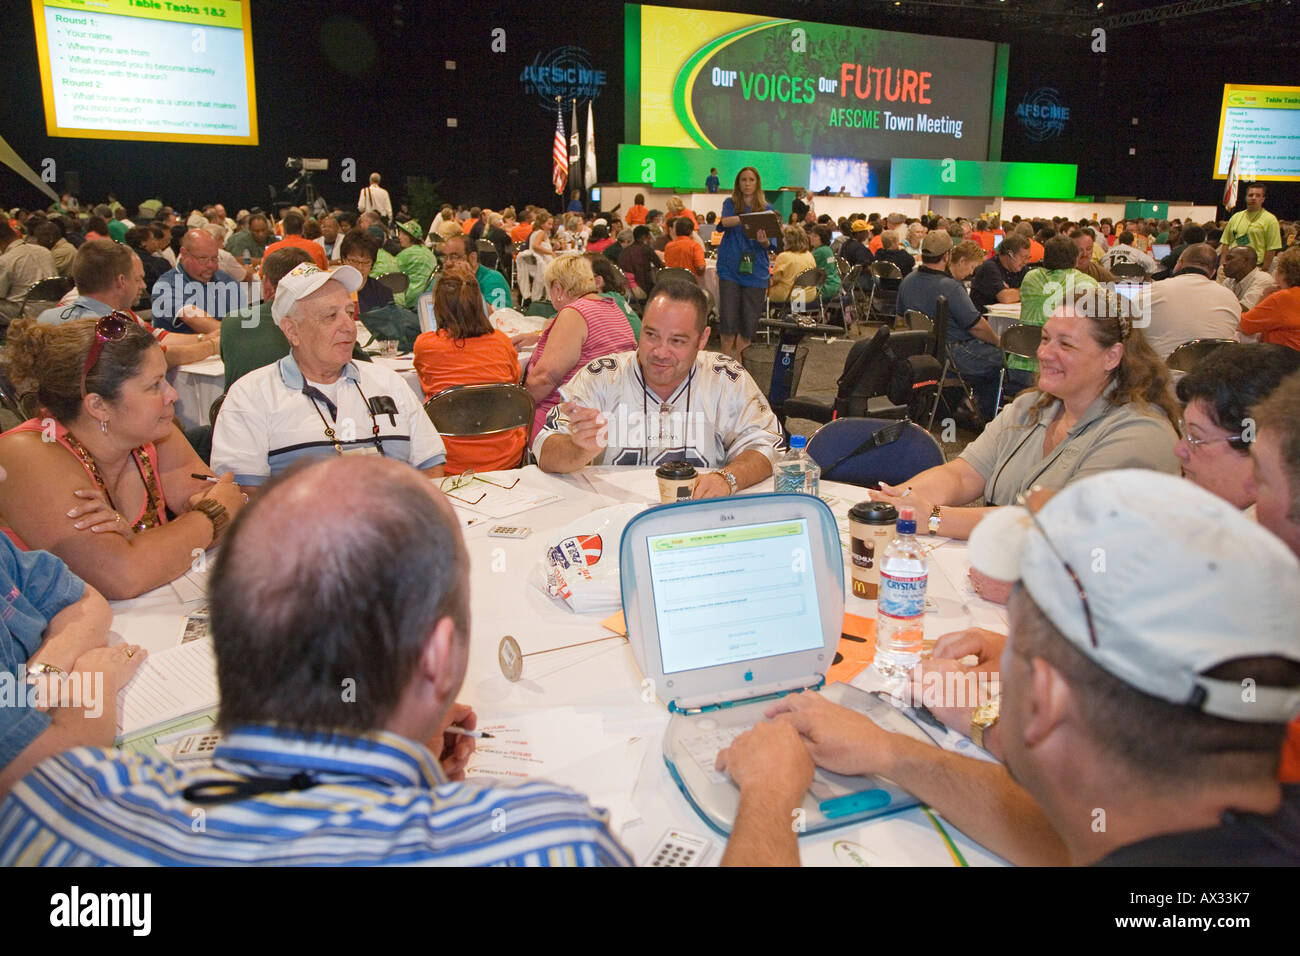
[1178,419,1248,453]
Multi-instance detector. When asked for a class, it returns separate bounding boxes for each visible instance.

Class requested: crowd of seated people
[1,187,1298,867]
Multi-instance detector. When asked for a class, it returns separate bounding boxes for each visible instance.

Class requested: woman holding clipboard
[716,167,777,359]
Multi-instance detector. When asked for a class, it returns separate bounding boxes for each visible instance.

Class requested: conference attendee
[392,220,435,309]
[585,223,613,257]
[0,530,144,798]
[1221,183,1283,272]
[314,214,343,263]
[507,209,533,245]
[1101,231,1158,276]
[1251,372,1300,562]
[768,225,816,304]
[32,220,75,278]
[0,318,246,599]
[0,455,633,866]
[151,229,244,335]
[535,279,783,492]
[838,220,874,274]
[618,225,660,301]
[896,231,1027,422]
[1067,228,1099,269]
[626,194,648,226]
[38,240,217,367]
[528,212,556,264]
[212,264,445,487]
[969,234,1030,312]
[202,223,249,282]
[867,287,1181,539]
[715,166,776,359]
[413,265,524,474]
[587,253,642,340]
[1175,343,1300,513]
[442,234,511,316]
[717,470,1300,866]
[902,221,927,258]
[1220,245,1277,311]
[809,224,841,304]
[1014,237,1099,378]
[523,255,636,438]
[1162,222,1205,273]
[123,225,170,291]
[0,219,57,325]
[873,233,915,284]
[664,195,698,231]
[1143,243,1243,362]
[224,212,271,266]
[336,228,395,316]
[705,168,720,193]
[357,172,392,223]
[262,211,328,272]
[220,247,316,390]
[663,217,705,276]
[1240,247,1300,351]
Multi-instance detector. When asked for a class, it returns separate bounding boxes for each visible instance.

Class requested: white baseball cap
[968,470,1300,723]
[271,263,363,325]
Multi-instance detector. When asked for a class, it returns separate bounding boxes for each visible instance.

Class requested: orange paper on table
[826,613,876,684]
[606,609,875,684]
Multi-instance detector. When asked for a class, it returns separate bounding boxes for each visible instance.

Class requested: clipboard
[739,211,781,240]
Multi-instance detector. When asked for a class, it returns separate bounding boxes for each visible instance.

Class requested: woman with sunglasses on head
[866,286,1181,540]
[0,317,247,600]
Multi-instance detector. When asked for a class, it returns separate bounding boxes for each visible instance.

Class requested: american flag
[1221,142,1240,211]
[552,108,568,196]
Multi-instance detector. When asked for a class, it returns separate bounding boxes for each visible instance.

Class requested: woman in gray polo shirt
[870,288,1180,539]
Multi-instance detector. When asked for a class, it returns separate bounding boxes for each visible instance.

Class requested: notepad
[115,637,220,740]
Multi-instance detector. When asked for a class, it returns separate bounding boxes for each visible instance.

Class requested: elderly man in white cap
[713,471,1300,866]
[212,263,445,492]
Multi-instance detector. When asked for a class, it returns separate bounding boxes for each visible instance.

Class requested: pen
[445,726,494,739]
[191,473,220,482]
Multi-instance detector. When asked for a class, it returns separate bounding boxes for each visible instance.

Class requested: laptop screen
[1151,243,1171,261]
[646,518,825,675]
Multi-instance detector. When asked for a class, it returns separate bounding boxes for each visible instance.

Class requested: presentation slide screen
[629,4,998,161]
[31,0,258,145]
[1215,85,1300,182]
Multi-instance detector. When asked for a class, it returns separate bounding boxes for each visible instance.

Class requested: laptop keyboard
[680,724,755,784]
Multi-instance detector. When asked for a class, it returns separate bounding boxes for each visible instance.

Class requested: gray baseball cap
[969,470,1300,723]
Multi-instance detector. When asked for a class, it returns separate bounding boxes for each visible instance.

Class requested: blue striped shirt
[0,725,633,866]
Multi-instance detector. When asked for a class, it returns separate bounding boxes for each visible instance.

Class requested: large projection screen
[627,4,1002,162]
[31,0,258,145]
[1214,84,1300,183]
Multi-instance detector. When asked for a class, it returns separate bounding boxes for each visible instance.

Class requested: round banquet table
[109,465,1011,867]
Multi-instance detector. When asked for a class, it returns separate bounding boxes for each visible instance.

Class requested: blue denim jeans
[948,337,1033,423]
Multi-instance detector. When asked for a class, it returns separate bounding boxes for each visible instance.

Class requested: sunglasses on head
[80,312,133,397]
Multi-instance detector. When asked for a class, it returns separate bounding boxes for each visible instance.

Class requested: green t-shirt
[221,301,372,390]
[1222,209,1283,266]
[812,245,842,299]
[1010,268,1098,372]
[395,245,435,309]
[601,291,641,340]
[371,247,400,280]
[476,263,513,314]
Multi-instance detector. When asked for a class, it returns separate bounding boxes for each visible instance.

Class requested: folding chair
[782,324,905,425]
[899,310,932,332]
[994,323,1043,411]
[1166,338,1235,374]
[866,261,902,324]
[377,272,410,296]
[926,295,981,431]
[476,239,498,269]
[1108,262,1148,280]
[806,417,946,488]
[21,276,75,320]
[423,382,536,468]
[767,268,824,326]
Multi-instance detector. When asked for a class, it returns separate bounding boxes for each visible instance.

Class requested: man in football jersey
[534,279,785,497]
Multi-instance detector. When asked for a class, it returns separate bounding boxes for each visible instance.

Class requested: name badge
[341,445,381,457]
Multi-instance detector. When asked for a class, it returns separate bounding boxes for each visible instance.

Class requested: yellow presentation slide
[31,0,258,145]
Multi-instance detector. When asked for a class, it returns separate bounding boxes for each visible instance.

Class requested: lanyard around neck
[303,379,384,456]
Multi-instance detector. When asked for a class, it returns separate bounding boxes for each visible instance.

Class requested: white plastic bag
[541,503,645,614]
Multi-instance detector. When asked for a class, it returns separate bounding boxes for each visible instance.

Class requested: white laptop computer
[620,493,928,837]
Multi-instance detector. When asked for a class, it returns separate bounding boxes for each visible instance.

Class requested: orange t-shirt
[413,328,525,474]
[972,231,997,254]
[1281,720,1300,783]
[461,218,479,235]
[1239,286,1300,351]
[626,204,648,226]
[663,236,705,275]
[263,234,328,270]
[509,222,534,244]
[868,235,883,254]
[1028,239,1045,263]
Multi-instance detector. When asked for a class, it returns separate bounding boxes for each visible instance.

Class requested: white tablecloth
[701,259,720,308]
[110,466,1009,867]
[984,305,1022,338]
[171,355,426,429]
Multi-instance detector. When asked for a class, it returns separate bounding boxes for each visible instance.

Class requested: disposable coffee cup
[849,501,897,600]
[656,461,698,503]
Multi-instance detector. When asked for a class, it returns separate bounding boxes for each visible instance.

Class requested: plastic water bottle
[873,506,927,677]
[774,435,820,496]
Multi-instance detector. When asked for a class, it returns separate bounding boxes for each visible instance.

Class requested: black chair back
[1166,338,1235,373]
[377,272,410,295]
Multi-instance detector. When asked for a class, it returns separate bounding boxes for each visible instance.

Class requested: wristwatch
[715,470,738,495]
[928,504,943,536]
[192,497,231,543]
[970,697,1000,750]
[26,660,64,686]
